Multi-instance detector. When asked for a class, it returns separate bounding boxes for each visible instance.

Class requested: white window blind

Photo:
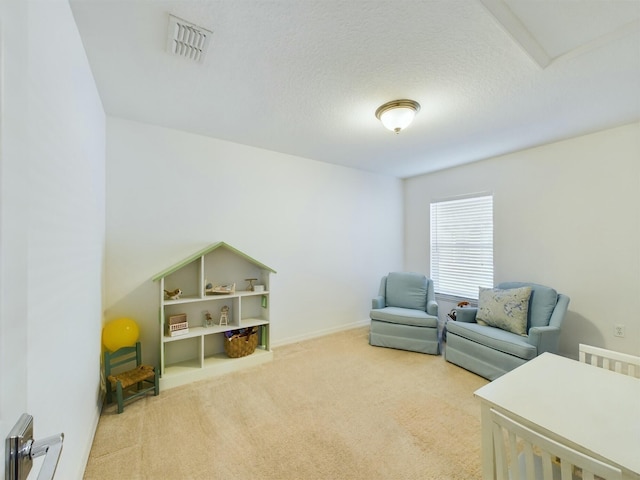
[430,194,493,299]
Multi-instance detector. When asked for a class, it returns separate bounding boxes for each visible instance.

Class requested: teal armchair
[369,272,440,355]
[445,282,570,380]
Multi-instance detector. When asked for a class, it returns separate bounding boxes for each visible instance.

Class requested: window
[430,194,493,299]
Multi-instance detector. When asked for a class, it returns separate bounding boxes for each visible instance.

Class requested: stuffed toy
[448,301,470,321]
[164,288,182,300]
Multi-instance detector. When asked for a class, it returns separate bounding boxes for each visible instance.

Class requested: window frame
[429,193,494,300]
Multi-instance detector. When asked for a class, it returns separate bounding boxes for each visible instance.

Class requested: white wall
[404,123,640,358]
[0,1,105,479]
[0,1,30,468]
[105,117,402,366]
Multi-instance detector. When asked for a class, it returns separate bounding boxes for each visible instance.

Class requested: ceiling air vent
[166,14,212,63]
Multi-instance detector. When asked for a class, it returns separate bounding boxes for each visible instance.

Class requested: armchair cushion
[497,282,558,329]
[370,307,438,328]
[477,286,532,336]
[385,272,428,311]
[446,321,537,360]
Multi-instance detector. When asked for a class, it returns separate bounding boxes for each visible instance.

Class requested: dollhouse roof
[152,241,276,281]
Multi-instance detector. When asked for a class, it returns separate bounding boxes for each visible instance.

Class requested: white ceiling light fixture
[166,14,212,63]
[375,99,421,134]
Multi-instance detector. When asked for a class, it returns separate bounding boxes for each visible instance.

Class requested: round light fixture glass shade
[375,99,421,134]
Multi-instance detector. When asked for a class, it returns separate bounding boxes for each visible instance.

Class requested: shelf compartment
[203,331,225,357]
[203,247,270,294]
[162,358,201,376]
[240,294,269,322]
[164,301,237,333]
[161,349,273,390]
[164,325,226,342]
[163,335,201,368]
[163,258,201,299]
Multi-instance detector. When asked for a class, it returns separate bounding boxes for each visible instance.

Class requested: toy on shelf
[219,305,229,326]
[203,311,214,328]
[164,288,182,300]
[245,278,258,291]
[167,314,189,337]
[205,282,236,295]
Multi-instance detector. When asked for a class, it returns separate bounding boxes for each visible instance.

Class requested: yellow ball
[102,317,140,352]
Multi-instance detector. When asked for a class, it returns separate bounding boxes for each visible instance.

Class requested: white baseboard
[272,319,370,348]
[80,397,103,477]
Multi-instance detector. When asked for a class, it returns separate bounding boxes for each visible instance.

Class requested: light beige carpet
[84,327,488,479]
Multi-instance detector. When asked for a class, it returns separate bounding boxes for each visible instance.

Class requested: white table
[474,352,640,480]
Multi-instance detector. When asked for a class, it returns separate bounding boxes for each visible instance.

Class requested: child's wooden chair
[579,344,640,378]
[490,408,622,480]
[104,342,159,414]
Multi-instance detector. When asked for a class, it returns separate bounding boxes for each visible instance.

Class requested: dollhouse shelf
[152,242,276,390]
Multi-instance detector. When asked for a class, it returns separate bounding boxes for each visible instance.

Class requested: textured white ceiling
[70,0,640,178]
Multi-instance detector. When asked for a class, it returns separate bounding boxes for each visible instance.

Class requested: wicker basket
[224,328,259,358]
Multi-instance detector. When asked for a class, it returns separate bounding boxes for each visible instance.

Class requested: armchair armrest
[427,300,438,316]
[548,294,570,328]
[527,326,561,354]
[455,307,478,323]
[372,296,385,309]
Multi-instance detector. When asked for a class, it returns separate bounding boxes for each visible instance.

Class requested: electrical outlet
[614,324,625,338]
